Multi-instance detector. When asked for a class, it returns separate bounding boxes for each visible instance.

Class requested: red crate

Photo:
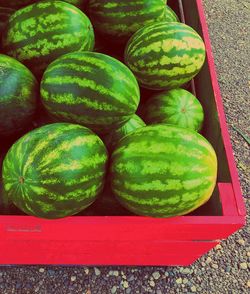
[0,0,246,265]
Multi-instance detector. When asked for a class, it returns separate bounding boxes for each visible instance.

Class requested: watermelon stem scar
[19,176,25,184]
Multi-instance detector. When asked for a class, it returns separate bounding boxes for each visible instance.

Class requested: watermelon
[2,122,108,219]
[1,0,94,78]
[165,5,179,22]
[0,54,38,137]
[110,124,217,217]
[40,51,140,133]
[124,21,206,90]
[0,7,15,33]
[88,0,168,42]
[103,114,146,151]
[142,88,204,132]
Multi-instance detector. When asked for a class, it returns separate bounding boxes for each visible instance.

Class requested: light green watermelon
[2,0,94,78]
[110,124,217,217]
[2,122,108,219]
[142,88,204,132]
[40,51,140,133]
[124,21,206,90]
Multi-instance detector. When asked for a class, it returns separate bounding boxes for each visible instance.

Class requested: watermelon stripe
[43,75,137,110]
[3,123,107,218]
[3,1,94,77]
[88,0,167,40]
[128,30,202,56]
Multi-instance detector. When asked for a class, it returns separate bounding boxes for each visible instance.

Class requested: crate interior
[0,0,233,217]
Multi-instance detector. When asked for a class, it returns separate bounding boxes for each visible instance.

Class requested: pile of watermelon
[0,0,218,219]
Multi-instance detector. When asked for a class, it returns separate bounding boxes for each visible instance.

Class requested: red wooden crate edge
[196,0,246,217]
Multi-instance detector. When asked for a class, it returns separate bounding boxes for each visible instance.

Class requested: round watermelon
[124,21,206,90]
[165,5,179,22]
[2,123,108,219]
[110,124,217,217]
[1,0,94,78]
[0,54,38,137]
[142,88,204,132]
[88,0,168,42]
[40,51,140,133]
[103,114,146,151]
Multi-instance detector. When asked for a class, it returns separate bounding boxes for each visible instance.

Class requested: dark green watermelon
[0,54,38,137]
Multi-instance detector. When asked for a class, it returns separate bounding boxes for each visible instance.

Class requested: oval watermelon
[88,0,168,42]
[0,54,38,137]
[103,114,146,151]
[2,0,94,78]
[142,88,204,132]
[124,21,206,90]
[110,124,217,217]
[2,122,108,219]
[40,51,140,133]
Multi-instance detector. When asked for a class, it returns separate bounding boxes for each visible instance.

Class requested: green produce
[2,0,94,78]
[2,123,108,219]
[125,21,206,90]
[40,51,140,133]
[88,0,167,42]
[165,5,179,22]
[103,114,146,151]
[0,54,38,137]
[111,124,217,217]
[142,88,204,132]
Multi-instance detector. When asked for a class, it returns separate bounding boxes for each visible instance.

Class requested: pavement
[0,0,249,293]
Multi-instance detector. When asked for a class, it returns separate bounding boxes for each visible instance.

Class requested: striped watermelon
[124,21,206,90]
[2,1,94,78]
[142,88,204,132]
[103,114,146,151]
[2,123,108,219]
[0,54,38,137]
[88,0,168,42]
[110,124,217,217]
[40,51,140,133]
[165,5,179,22]
[0,7,15,33]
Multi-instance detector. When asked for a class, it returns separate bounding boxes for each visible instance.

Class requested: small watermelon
[2,123,108,219]
[103,114,146,151]
[110,124,217,217]
[0,54,38,137]
[165,5,179,22]
[142,88,204,132]
[2,0,94,78]
[40,51,140,133]
[88,0,168,42]
[124,21,206,90]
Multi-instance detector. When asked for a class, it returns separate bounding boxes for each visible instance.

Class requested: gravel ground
[0,1,249,293]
